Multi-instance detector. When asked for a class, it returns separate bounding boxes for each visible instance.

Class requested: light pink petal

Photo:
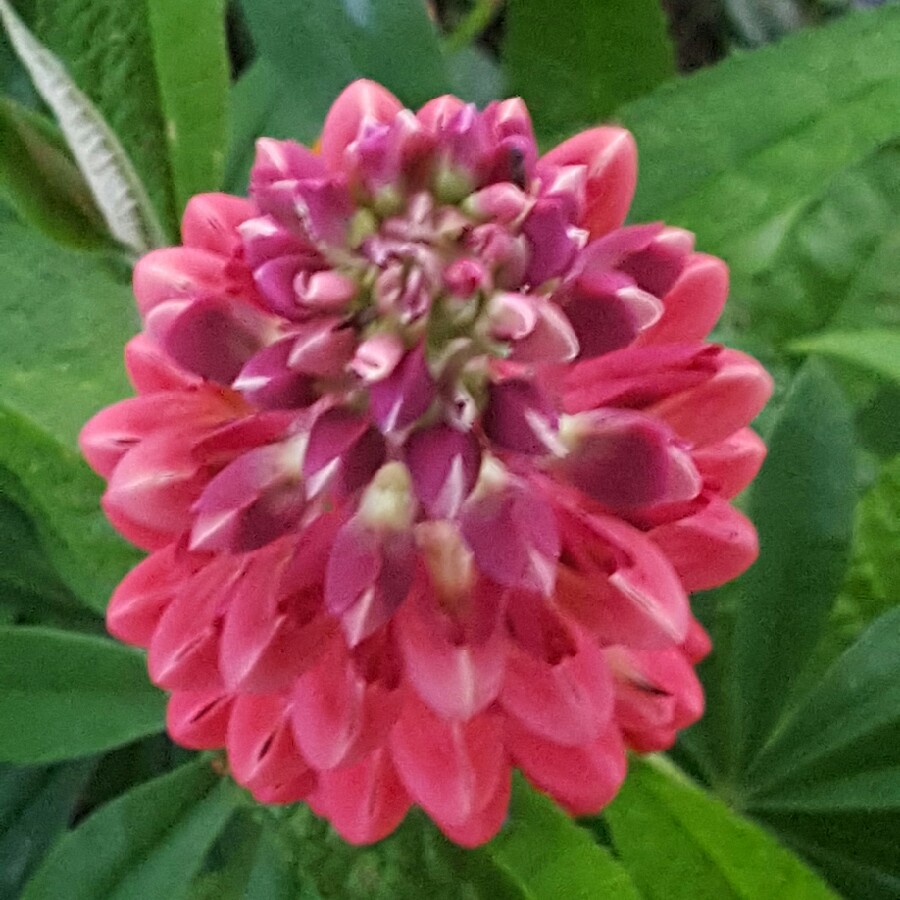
[291,639,402,770]
[395,587,506,720]
[500,632,614,746]
[555,508,689,649]
[391,697,506,829]
[106,544,184,647]
[308,749,411,845]
[166,690,233,750]
[650,348,774,446]
[649,494,759,591]
[132,247,232,317]
[507,721,628,815]
[181,193,256,255]
[250,138,325,192]
[227,694,316,804]
[320,79,404,172]
[416,95,467,131]
[540,127,637,238]
[638,253,728,346]
[693,426,767,499]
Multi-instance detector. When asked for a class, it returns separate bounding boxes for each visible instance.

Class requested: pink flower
[82,80,772,846]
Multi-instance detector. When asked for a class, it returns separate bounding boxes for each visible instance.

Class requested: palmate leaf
[790,330,900,386]
[603,758,838,899]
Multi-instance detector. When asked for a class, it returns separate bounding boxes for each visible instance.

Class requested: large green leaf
[744,609,900,900]
[748,142,900,343]
[22,759,239,900]
[503,0,674,137]
[0,627,166,763]
[239,0,451,127]
[604,757,838,899]
[24,0,179,234]
[727,361,856,773]
[790,330,900,386]
[488,776,641,900]
[0,760,94,898]
[0,96,108,248]
[146,0,230,212]
[620,4,900,327]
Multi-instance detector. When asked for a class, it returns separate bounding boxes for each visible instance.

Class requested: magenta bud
[443,258,488,298]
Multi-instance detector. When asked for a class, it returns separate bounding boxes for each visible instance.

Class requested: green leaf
[0,96,109,248]
[286,804,527,899]
[488,776,641,900]
[239,0,451,123]
[727,361,856,773]
[147,0,230,212]
[22,759,239,900]
[503,0,674,137]
[0,407,142,614]
[744,609,900,900]
[24,0,180,235]
[790,330,900,386]
[0,0,168,251]
[604,756,839,900]
[620,4,900,328]
[747,141,900,343]
[0,627,165,763]
[224,57,324,195]
[0,761,94,897]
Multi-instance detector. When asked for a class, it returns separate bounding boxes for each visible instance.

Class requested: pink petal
[649,494,759,591]
[438,769,511,848]
[555,410,700,510]
[417,95,467,131]
[483,379,560,456]
[404,424,481,518]
[190,441,306,553]
[124,334,202,394]
[368,346,436,433]
[227,694,316,804]
[607,644,705,753]
[320,80,404,172]
[638,253,728,346]
[218,538,335,692]
[181,193,256,255]
[500,631,614,746]
[650,348,774,446]
[540,127,637,238]
[507,721,627,815]
[166,690,233,750]
[391,697,506,829]
[461,476,560,596]
[148,557,238,691]
[395,586,506,720]
[250,138,325,192]
[308,749,411,845]
[291,639,402,770]
[106,544,184,647]
[693,426,767,499]
[103,430,209,549]
[555,508,690,649]
[132,247,232,317]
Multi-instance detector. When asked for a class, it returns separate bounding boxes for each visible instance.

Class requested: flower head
[82,80,772,846]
